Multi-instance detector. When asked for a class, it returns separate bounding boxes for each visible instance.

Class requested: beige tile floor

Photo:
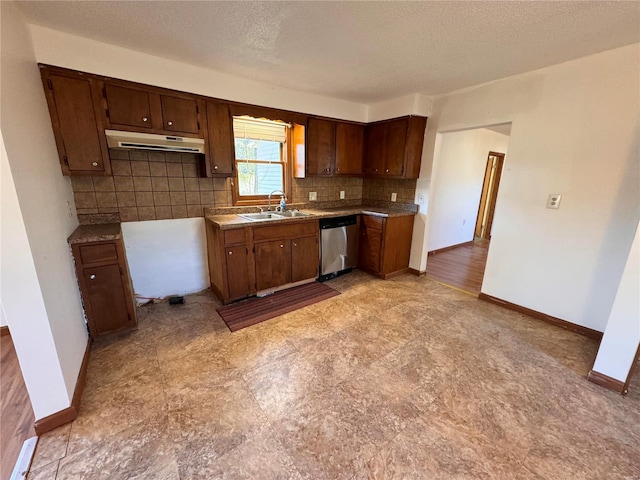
[27,271,640,479]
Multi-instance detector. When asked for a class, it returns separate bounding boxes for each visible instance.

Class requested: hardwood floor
[425,239,490,295]
[1,333,36,480]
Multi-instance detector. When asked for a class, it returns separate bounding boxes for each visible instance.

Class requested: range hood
[105,129,205,154]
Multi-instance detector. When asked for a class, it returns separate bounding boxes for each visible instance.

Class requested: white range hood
[105,129,205,154]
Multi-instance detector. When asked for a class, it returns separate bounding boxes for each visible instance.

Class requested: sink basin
[272,210,311,218]
[237,213,279,221]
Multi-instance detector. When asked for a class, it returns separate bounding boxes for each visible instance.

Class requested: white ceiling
[16,1,640,104]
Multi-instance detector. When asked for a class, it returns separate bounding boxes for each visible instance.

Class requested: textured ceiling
[16,1,640,103]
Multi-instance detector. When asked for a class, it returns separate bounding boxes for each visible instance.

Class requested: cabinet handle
[214,165,218,170]
[280,244,284,248]
[142,117,148,122]
[167,121,173,126]
[92,162,98,167]
[89,274,96,280]
[228,251,232,255]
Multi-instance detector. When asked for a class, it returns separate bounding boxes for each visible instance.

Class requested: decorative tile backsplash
[72,149,418,224]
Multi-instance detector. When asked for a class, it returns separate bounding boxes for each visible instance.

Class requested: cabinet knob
[336,168,340,172]
[228,251,232,255]
[326,168,330,172]
[293,242,298,247]
[89,274,96,280]
[92,162,98,167]
[214,165,218,170]
[167,121,173,126]
[385,169,389,173]
[375,168,379,172]
[280,244,284,248]
[142,117,148,122]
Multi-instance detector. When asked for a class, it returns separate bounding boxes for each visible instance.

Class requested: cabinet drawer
[253,221,318,242]
[362,214,384,230]
[224,228,246,246]
[79,243,118,264]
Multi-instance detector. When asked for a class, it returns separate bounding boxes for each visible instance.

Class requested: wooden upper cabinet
[160,94,199,134]
[364,116,427,179]
[41,69,110,175]
[335,122,364,175]
[306,118,336,176]
[205,101,235,176]
[104,84,152,129]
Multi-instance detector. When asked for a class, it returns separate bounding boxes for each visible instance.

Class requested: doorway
[474,152,505,240]
[425,124,510,295]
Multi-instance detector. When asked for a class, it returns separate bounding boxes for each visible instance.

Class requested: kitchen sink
[237,213,280,221]
[272,210,311,218]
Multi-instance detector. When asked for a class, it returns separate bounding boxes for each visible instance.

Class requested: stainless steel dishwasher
[318,215,358,281]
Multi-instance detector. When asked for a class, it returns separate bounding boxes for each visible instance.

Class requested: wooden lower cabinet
[358,214,415,279]
[206,219,319,304]
[71,236,136,337]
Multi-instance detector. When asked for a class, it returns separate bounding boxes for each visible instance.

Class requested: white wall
[412,43,640,332]
[592,221,640,383]
[367,93,432,122]
[122,219,209,302]
[0,2,88,417]
[0,132,71,418]
[29,25,369,123]
[427,128,510,251]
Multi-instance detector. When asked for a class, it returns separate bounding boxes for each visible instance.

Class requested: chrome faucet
[267,190,285,211]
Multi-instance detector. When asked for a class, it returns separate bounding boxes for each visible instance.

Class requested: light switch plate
[309,191,317,201]
[546,193,562,209]
[340,190,345,199]
[391,192,397,202]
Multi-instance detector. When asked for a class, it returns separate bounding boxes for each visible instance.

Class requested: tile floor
[27,271,640,479]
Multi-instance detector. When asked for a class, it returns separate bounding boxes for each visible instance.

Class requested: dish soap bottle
[279,195,287,212]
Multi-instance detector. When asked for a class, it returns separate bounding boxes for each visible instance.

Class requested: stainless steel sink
[272,210,311,218]
[237,213,279,221]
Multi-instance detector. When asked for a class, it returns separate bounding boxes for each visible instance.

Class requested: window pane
[235,139,281,161]
[237,162,284,196]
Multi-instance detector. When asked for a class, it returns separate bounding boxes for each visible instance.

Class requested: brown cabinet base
[358,214,415,279]
[70,233,137,337]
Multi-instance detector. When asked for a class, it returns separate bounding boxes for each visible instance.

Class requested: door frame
[474,151,505,240]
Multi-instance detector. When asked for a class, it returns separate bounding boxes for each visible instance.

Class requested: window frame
[231,119,292,207]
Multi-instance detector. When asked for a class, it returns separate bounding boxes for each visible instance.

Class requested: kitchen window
[232,116,290,205]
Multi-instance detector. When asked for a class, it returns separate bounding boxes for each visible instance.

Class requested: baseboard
[33,339,91,435]
[427,240,475,256]
[478,293,603,340]
[587,370,626,394]
[1,325,9,336]
[382,268,411,280]
[409,268,426,277]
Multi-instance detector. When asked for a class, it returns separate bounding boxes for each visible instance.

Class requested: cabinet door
[255,240,291,291]
[291,236,318,283]
[306,118,335,176]
[364,122,386,176]
[104,84,152,129]
[42,72,108,174]
[358,224,382,274]
[83,264,132,336]
[160,95,199,134]
[206,102,235,176]
[225,245,250,300]
[335,122,364,175]
[383,118,408,176]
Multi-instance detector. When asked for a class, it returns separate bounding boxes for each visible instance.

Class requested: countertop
[205,205,417,230]
[68,223,122,244]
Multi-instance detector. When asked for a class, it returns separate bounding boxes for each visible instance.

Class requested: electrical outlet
[546,193,562,209]
[309,191,317,201]
[391,192,397,202]
[418,194,425,204]
[340,190,345,200]
[66,200,73,218]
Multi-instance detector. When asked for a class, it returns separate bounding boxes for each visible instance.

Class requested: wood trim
[478,293,603,340]
[428,240,475,256]
[587,370,626,394]
[622,343,640,395]
[409,268,426,276]
[33,339,91,435]
[0,325,9,336]
[382,267,410,280]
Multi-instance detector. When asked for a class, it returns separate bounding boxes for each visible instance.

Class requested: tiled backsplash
[71,149,418,224]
